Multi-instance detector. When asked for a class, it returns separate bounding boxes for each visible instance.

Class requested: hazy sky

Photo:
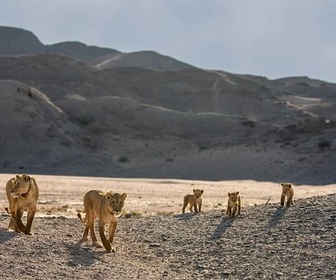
[1,0,336,83]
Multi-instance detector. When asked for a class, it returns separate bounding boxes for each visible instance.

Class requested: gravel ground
[0,193,335,280]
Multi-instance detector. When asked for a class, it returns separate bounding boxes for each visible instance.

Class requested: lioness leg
[15,208,26,232]
[8,208,17,231]
[108,221,117,244]
[87,213,100,247]
[8,216,16,231]
[188,203,193,213]
[99,221,112,252]
[25,207,36,235]
[7,201,18,231]
[81,221,89,241]
[237,197,241,215]
[79,212,90,241]
[286,195,293,207]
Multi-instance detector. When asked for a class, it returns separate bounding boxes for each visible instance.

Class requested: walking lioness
[77,190,127,252]
[280,182,294,207]
[182,189,204,213]
[5,174,39,234]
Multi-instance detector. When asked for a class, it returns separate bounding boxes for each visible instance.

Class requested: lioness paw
[93,242,103,248]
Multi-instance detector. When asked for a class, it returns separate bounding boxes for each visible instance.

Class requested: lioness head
[228,192,239,202]
[11,174,31,198]
[193,189,204,198]
[105,192,127,217]
[280,183,293,194]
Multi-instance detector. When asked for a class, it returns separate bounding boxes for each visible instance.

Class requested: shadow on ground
[211,216,235,239]
[267,207,287,227]
[65,240,106,267]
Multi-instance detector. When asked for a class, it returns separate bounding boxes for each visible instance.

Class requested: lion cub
[226,192,241,218]
[280,182,294,207]
[182,189,204,213]
[77,190,127,252]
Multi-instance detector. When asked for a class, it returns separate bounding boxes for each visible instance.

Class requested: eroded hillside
[0,27,335,183]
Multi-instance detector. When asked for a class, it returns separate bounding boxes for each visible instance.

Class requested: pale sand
[0,174,335,217]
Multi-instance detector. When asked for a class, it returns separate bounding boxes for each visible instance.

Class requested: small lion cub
[182,189,204,213]
[226,192,241,218]
[280,182,294,207]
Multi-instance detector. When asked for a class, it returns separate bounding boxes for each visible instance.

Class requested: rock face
[0,26,336,183]
[0,194,335,279]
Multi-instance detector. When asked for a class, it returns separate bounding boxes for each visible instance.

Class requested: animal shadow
[267,207,288,227]
[174,212,199,221]
[0,228,17,243]
[211,215,235,239]
[65,240,105,267]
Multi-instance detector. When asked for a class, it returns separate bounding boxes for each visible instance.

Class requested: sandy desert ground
[0,173,335,218]
[0,173,335,279]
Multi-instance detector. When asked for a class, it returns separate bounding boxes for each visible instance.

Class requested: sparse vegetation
[156,211,175,216]
[118,156,130,163]
[241,120,255,128]
[124,211,142,218]
[318,139,332,151]
[17,86,33,97]
[87,122,105,134]
[77,113,94,125]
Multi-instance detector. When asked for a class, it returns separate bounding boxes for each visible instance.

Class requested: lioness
[5,174,39,234]
[77,190,127,252]
[280,182,294,207]
[182,189,204,213]
[226,192,241,218]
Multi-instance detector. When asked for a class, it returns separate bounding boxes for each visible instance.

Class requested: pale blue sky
[1,0,336,83]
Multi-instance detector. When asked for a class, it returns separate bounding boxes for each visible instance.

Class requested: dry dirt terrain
[0,174,335,279]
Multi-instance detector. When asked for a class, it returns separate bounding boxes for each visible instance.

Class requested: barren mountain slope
[1,27,336,183]
[0,54,336,183]
[0,80,108,174]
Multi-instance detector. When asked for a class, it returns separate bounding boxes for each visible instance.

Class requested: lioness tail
[77,212,86,223]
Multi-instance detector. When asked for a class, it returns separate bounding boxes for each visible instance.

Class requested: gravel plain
[0,193,335,279]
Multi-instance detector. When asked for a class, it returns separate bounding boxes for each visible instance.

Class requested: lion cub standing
[182,189,204,213]
[280,182,294,207]
[226,192,241,218]
[77,190,127,252]
[5,174,39,235]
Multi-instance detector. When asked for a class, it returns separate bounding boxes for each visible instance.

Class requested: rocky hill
[0,26,193,71]
[0,193,335,279]
[0,26,44,55]
[0,26,335,183]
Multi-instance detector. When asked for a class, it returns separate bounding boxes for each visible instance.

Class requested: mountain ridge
[0,26,335,183]
[0,26,194,71]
